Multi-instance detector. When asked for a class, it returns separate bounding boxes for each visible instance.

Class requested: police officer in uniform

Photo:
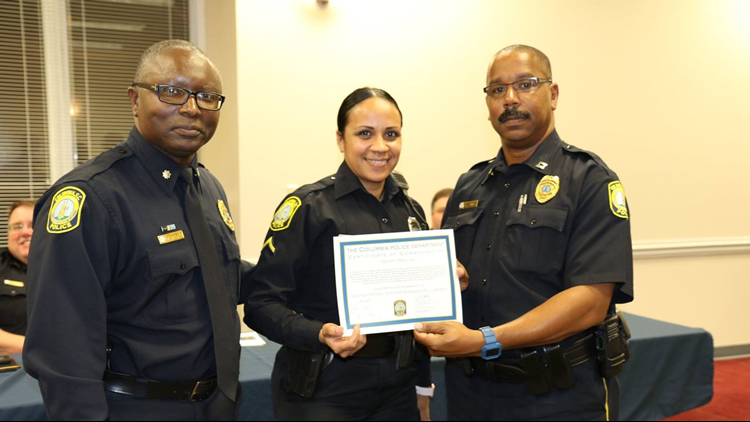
[245,87,465,421]
[24,40,248,420]
[0,200,34,354]
[414,45,634,420]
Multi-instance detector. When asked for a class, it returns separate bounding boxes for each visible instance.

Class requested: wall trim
[633,237,750,259]
[715,344,750,359]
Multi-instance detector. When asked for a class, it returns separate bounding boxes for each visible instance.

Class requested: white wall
[202,0,750,347]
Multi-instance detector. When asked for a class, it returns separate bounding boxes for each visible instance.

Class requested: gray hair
[133,39,207,81]
[494,45,552,79]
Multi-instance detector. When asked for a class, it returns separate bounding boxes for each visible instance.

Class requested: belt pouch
[519,350,549,395]
[543,344,575,390]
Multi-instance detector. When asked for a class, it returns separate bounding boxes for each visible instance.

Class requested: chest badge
[535,175,560,204]
[217,200,236,232]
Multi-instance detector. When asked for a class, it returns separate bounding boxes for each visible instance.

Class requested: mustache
[498,109,531,123]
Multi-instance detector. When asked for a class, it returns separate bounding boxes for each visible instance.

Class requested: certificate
[334,229,463,336]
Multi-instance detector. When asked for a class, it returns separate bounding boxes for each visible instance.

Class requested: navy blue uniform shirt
[0,248,27,335]
[245,162,428,352]
[444,130,634,331]
[24,127,243,420]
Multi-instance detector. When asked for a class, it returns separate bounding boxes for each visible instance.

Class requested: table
[0,313,714,421]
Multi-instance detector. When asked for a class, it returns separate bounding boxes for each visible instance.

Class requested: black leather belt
[104,370,217,402]
[468,334,597,383]
[350,333,396,358]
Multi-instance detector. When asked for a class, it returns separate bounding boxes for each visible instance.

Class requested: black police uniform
[245,162,427,421]
[442,130,634,421]
[24,127,244,421]
[0,248,27,336]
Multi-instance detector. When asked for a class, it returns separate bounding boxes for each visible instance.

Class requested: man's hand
[413,321,484,358]
[318,323,367,358]
[456,261,469,291]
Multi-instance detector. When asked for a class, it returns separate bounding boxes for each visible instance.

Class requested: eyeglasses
[483,77,552,99]
[8,223,31,232]
[131,83,226,111]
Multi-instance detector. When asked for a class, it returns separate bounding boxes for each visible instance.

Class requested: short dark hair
[431,188,453,211]
[8,200,35,219]
[134,39,208,82]
[337,87,403,134]
[495,44,552,79]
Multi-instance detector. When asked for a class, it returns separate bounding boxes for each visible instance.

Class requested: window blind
[0,0,190,247]
[0,0,49,248]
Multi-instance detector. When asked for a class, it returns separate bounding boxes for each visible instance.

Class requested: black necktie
[179,168,238,401]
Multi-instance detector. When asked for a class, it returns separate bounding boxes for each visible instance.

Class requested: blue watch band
[480,326,502,360]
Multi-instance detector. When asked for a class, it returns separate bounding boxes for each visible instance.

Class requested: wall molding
[634,237,750,259]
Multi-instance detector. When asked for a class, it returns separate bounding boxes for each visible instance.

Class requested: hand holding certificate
[334,230,463,336]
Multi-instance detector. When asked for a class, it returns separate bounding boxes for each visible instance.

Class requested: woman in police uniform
[245,88,432,421]
[0,200,34,354]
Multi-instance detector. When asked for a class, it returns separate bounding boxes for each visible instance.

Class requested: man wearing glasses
[0,200,35,354]
[415,45,634,420]
[24,40,249,420]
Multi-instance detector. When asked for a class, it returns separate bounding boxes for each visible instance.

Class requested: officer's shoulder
[469,158,496,172]
[560,142,618,178]
[290,174,336,202]
[52,142,133,187]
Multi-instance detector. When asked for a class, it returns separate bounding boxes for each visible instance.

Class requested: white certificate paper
[334,230,463,336]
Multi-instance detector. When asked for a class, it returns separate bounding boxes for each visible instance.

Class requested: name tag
[158,230,185,245]
[3,280,24,288]
[459,200,479,210]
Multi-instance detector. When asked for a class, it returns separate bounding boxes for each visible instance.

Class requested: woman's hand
[318,323,367,358]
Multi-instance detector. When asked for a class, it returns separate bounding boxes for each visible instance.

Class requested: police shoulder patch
[608,181,628,219]
[270,196,302,231]
[47,186,87,234]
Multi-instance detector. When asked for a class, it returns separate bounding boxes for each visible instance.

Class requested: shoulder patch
[47,186,87,234]
[608,181,629,219]
[271,196,302,231]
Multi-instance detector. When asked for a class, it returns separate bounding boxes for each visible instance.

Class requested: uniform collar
[481,129,563,184]
[333,161,400,202]
[125,127,198,195]
[0,248,26,271]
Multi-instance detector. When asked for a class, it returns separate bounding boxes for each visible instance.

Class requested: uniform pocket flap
[147,245,200,278]
[506,206,569,232]
[444,207,485,230]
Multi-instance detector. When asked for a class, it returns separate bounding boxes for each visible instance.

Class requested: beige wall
[202,0,750,347]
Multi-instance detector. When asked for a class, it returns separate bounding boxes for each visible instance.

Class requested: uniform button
[120,149,127,154]
[530,219,537,225]
[482,279,487,285]
[494,211,500,217]
[454,222,460,228]
[486,244,492,250]
[381,218,389,224]
[505,183,511,188]
[180,262,187,269]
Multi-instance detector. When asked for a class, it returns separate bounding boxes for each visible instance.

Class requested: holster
[594,311,632,379]
[286,348,332,399]
[394,332,429,370]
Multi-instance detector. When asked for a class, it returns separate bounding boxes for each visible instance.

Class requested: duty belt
[454,334,597,394]
[104,370,217,402]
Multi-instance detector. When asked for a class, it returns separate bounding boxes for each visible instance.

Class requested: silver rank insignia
[535,175,560,204]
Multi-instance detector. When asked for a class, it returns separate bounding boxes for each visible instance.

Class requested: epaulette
[469,158,496,171]
[51,141,133,187]
[291,173,337,200]
[561,142,617,178]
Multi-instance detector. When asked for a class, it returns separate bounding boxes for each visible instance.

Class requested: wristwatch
[479,326,502,360]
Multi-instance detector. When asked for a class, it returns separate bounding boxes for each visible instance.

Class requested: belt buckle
[189,379,213,402]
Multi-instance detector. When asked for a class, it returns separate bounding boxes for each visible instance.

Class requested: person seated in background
[431,188,453,230]
[0,200,35,354]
